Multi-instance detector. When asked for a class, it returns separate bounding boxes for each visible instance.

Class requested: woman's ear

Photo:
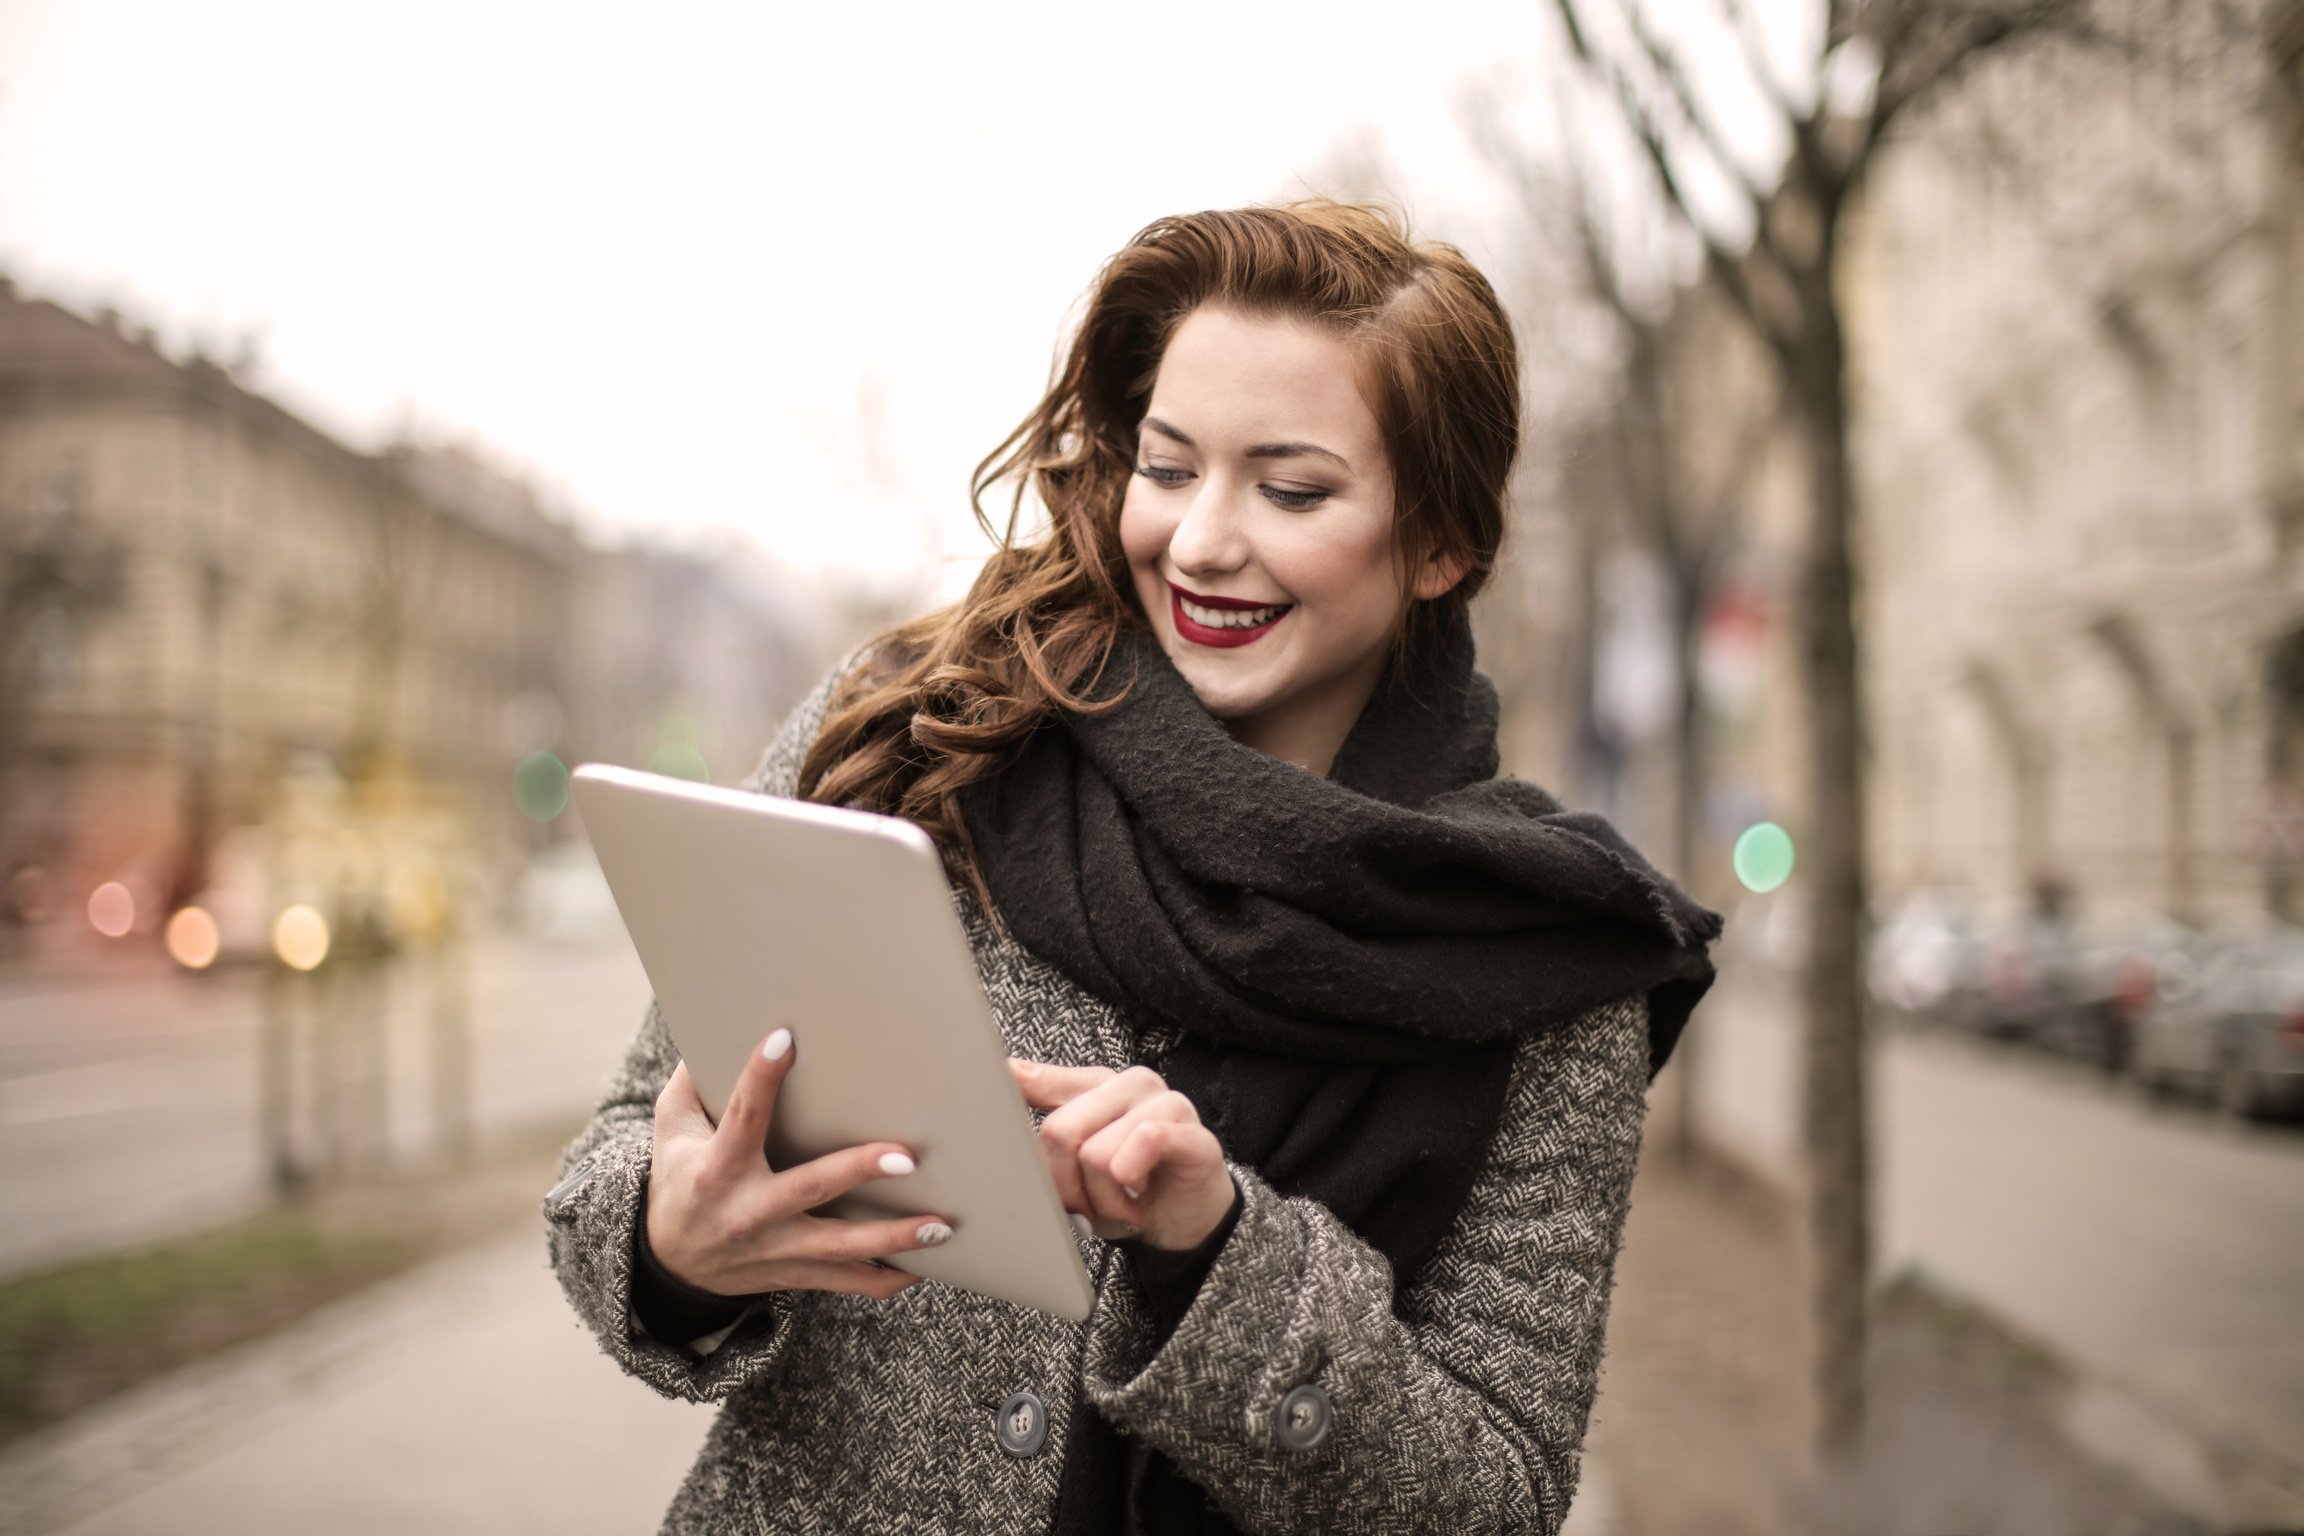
[1411,550,1472,602]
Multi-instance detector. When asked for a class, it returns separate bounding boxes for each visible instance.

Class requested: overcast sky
[1,1,1598,595]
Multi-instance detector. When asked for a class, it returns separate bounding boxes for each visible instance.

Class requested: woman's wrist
[632,1172,763,1343]
[1122,1173,1243,1339]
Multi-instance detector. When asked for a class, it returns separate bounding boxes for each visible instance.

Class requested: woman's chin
[1168,658,1272,724]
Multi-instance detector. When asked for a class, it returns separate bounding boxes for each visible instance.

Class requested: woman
[545,199,1720,1535]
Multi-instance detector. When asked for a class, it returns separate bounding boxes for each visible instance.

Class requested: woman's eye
[1135,464,1191,487]
[1262,485,1329,511]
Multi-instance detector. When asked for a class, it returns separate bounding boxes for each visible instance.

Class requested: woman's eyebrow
[1141,415,1351,471]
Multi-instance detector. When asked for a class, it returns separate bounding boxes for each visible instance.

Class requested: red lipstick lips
[1167,582,1291,649]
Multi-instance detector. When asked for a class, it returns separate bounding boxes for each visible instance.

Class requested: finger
[653,1061,715,1142]
[710,1025,796,1174]
[1078,1093,1192,1223]
[1009,1058,1117,1111]
[1108,1116,1223,1199]
[1037,1066,1165,1215]
[764,1258,921,1301]
[767,1139,919,1216]
[781,1212,956,1265]
[1041,1065,1166,1160]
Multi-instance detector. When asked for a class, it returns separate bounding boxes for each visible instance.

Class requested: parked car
[2131,917,2304,1120]
[1868,893,2069,1041]
[1868,892,1989,1029]
[2028,904,2201,1074]
[1960,904,2081,1043]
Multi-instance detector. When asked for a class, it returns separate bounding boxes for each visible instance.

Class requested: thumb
[654,1060,714,1141]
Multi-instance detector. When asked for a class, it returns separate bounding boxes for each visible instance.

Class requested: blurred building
[1499,0,2304,934]
[562,538,831,792]
[0,281,834,960]
[1474,469,1588,792]
[1851,0,2304,923]
[376,439,582,805]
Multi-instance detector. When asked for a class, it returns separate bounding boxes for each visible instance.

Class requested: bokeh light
[165,906,221,969]
[87,881,135,937]
[1733,821,1797,894]
[272,904,331,971]
[513,751,570,821]
[648,742,709,782]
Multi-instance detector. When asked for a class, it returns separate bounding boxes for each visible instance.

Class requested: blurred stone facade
[1514,1,2304,930]
[1851,0,2304,922]
[561,539,828,793]
[0,281,831,955]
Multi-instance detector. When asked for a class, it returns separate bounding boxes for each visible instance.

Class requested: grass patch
[0,1130,571,1450]
[0,1206,422,1445]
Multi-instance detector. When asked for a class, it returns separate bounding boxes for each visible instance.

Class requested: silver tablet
[568,763,1095,1322]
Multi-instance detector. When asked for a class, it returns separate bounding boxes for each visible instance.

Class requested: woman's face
[1118,304,1463,776]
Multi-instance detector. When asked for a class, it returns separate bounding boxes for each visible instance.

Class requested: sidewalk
[0,1103,2248,1536]
[1576,1122,1815,1535]
[0,1226,713,1536]
[1683,969,2304,1529]
[0,1208,1629,1536]
[1577,1119,2224,1536]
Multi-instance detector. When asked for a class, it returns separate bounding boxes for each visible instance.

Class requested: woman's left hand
[1008,1060,1237,1251]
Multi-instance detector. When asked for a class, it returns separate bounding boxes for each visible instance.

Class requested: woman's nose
[1167,478,1249,575]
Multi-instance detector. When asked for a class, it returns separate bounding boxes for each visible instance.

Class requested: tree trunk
[2167,725,2195,923]
[1795,276,1873,1465]
[2267,631,2304,920]
[1667,576,1710,1162]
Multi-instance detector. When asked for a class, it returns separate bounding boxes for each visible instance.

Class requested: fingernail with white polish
[1070,1213,1095,1239]
[879,1151,917,1177]
[763,1028,793,1061]
[1121,1185,1142,1201]
[915,1221,953,1246]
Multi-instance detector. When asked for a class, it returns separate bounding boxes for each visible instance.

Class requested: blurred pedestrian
[547,199,1721,1535]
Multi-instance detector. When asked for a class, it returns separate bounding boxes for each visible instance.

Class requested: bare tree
[1465,80,1788,1160]
[1541,0,2101,1460]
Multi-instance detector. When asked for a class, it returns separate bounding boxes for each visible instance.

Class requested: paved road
[0,928,655,1277]
[1688,962,2304,1527]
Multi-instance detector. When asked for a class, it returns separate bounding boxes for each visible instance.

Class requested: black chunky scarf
[954,602,1721,1535]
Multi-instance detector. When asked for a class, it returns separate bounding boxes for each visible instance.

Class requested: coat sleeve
[541,647,868,1403]
[1076,991,1652,1536]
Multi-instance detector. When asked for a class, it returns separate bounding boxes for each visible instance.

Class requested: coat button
[995,1390,1049,1457]
[1277,1383,1333,1451]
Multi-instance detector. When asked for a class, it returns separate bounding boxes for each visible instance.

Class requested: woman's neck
[1219,649,1390,779]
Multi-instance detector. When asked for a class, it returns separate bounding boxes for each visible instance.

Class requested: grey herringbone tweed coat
[544,655,1653,1536]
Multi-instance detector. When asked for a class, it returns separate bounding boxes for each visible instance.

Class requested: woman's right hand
[646,1027,951,1301]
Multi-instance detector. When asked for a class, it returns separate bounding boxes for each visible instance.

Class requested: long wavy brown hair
[798,198,1521,909]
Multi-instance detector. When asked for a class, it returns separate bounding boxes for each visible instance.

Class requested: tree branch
[1718,0,1828,180]
[1459,78,1635,330]
[1550,0,1804,368]
[1829,0,1864,49]
[1615,0,1788,269]
[1867,0,2097,158]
